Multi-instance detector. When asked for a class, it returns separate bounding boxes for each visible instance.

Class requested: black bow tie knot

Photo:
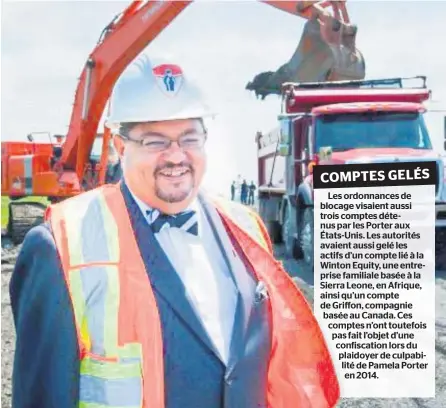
[147,209,199,236]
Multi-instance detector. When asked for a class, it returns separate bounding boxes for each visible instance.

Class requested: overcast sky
[2,0,446,195]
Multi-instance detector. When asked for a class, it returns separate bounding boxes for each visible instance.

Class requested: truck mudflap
[436,202,446,271]
[246,18,365,99]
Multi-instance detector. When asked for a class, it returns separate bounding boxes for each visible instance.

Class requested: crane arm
[60,0,356,182]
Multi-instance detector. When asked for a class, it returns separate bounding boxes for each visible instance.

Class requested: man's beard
[154,162,195,203]
[155,182,193,203]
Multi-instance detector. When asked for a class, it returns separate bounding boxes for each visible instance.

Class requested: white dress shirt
[129,189,238,364]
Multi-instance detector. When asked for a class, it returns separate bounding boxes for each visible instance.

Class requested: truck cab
[257,76,446,270]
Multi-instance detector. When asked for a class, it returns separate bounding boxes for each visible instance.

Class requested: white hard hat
[106,53,214,128]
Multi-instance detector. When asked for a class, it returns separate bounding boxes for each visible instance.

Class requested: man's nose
[161,141,188,163]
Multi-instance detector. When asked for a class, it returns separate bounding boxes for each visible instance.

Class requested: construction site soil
[1,242,445,408]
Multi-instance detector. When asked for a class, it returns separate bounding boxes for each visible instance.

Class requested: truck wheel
[436,227,446,271]
[282,204,302,258]
[266,221,281,244]
[299,207,314,270]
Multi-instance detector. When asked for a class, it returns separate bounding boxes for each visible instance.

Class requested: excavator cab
[246,1,366,99]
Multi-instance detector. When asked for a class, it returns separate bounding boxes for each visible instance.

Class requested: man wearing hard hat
[10,53,339,408]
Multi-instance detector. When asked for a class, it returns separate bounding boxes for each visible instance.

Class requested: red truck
[256,76,446,271]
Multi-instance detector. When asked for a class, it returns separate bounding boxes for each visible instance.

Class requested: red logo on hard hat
[153,64,183,97]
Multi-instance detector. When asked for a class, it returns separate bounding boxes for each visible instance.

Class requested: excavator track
[6,201,47,245]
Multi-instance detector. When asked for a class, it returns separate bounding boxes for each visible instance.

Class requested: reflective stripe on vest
[47,186,164,408]
[47,184,340,408]
[211,197,271,252]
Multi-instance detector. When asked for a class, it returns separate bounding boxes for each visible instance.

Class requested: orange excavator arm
[62,1,191,177]
[60,0,361,184]
[264,0,349,21]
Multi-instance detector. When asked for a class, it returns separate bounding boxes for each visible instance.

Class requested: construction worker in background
[53,134,64,146]
[240,179,248,204]
[9,53,339,408]
[248,181,256,206]
[231,180,236,200]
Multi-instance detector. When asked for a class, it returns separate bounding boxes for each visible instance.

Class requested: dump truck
[255,76,446,270]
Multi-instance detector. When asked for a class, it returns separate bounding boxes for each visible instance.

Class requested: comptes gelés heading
[320,166,430,184]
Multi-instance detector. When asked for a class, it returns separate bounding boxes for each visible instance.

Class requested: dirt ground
[1,245,16,407]
[1,243,445,408]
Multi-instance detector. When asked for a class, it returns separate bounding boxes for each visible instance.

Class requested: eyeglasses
[119,131,207,152]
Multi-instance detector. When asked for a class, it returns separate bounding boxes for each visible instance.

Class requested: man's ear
[113,134,125,158]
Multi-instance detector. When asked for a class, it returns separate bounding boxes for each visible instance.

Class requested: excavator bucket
[246,17,366,99]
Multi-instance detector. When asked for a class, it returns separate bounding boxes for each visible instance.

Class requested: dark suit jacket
[10,182,272,408]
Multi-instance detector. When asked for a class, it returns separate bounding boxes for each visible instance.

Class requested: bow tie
[147,209,199,236]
